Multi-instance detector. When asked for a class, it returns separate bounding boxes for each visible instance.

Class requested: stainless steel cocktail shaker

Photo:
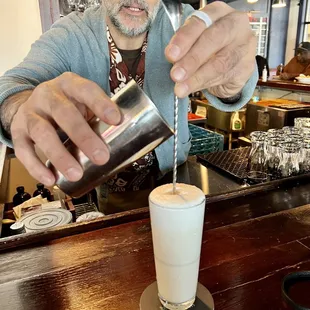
[47,80,173,198]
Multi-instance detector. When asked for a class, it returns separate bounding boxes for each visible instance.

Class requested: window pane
[250,17,268,57]
[304,23,310,41]
[307,0,310,22]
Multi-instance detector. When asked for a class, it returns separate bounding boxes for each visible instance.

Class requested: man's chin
[121,14,147,25]
[118,18,149,35]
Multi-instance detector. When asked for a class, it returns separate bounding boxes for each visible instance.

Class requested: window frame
[38,0,60,33]
[297,0,309,47]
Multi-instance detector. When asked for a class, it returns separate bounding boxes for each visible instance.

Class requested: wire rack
[189,124,224,156]
[74,202,98,219]
[197,147,251,183]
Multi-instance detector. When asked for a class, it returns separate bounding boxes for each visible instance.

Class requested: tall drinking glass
[283,126,302,135]
[284,133,303,143]
[248,131,267,170]
[301,124,310,135]
[300,139,310,173]
[149,183,205,310]
[295,117,310,128]
[265,136,281,177]
[278,141,301,177]
[267,128,284,138]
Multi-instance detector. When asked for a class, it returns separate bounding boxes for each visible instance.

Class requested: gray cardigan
[0,5,258,174]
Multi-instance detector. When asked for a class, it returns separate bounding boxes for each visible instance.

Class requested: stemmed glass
[68,0,79,11]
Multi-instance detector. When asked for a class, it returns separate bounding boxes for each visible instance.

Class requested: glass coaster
[140,282,214,310]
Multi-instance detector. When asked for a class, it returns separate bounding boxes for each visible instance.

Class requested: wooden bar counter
[257,79,310,92]
[1,174,310,309]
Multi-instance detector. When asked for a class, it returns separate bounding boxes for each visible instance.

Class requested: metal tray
[197,147,250,184]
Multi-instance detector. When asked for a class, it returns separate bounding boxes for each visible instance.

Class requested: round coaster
[140,282,214,310]
[19,209,72,232]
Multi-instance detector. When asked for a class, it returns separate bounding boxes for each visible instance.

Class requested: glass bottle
[262,65,268,82]
[13,186,31,207]
[279,63,284,74]
[33,183,51,201]
[278,142,301,178]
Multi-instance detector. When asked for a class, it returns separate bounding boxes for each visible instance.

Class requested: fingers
[13,134,56,187]
[207,58,256,98]
[171,12,251,84]
[174,34,256,98]
[34,85,110,167]
[23,112,85,182]
[10,73,119,186]
[166,1,256,99]
[165,2,235,63]
[56,72,122,125]
[48,94,110,166]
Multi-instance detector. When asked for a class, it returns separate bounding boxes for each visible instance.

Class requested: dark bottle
[13,186,31,206]
[33,183,51,201]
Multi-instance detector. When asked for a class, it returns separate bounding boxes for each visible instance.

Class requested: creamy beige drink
[149,183,205,310]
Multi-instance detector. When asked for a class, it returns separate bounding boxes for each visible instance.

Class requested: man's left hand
[165,2,257,99]
[280,72,295,80]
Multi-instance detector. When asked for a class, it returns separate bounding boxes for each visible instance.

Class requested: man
[0,1,257,214]
[280,42,310,80]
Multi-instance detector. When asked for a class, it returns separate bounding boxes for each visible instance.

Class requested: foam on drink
[149,183,205,309]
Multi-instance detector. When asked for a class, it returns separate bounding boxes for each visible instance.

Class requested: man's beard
[105,0,160,37]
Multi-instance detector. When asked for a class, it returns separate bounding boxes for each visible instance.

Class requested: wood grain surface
[0,204,3,237]
[1,184,310,309]
[257,79,310,92]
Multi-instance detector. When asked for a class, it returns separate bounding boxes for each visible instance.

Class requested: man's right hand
[9,72,121,186]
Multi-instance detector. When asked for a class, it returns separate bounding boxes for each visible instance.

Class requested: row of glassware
[67,0,101,12]
[248,117,310,180]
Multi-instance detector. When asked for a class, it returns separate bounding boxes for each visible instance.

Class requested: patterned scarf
[106,26,157,193]
[107,26,147,95]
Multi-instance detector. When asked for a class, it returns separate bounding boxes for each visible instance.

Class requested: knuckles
[207,21,230,47]
[77,79,97,96]
[230,11,251,30]
[26,114,49,143]
[55,72,80,91]
[212,55,230,75]
[35,81,53,97]
[45,149,67,164]
[206,1,232,12]
[59,72,78,84]
[212,46,243,75]
[192,72,205,90]
[187,52,202,69]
